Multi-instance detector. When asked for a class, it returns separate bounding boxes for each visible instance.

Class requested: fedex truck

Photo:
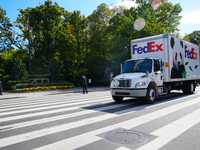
[110,33,200,103]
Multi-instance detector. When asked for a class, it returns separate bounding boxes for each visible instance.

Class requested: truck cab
[110,57,165,103]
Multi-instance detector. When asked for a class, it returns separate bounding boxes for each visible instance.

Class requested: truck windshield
[122,59,152,73]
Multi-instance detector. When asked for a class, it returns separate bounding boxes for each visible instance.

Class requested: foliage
[16,0,75,68]
[7,79,30,90]
[1,0,185,86]
[107,0,182,63]
[0,7,23,51]
[49,58,61,81]
[184,31,200,45]
[28,74,50,79]
[11,81,73,90]
[65,10,87,66]
[0,47,28,76]
[13,85,74,92]
[90,80,110,86]
[30,62,49,75]
[0,7,13,51]
[68,67,88,86]
[86,55,111,80]
[87,3,114,57]
[11,57,28,80]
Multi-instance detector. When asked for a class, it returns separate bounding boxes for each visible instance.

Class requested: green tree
[66,11,87,66]
[107,0,182,63]
[184,31,200,45]
[11,57,28,80]
[0,7,13,51]
[0,8,23,51]
[85,3,114,80]
[0,48,28,76]
[87,3,114,56]
[49,58,61,81]
[16,0,74,68]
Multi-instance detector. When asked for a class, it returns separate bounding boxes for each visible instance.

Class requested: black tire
[112,96,123,102]
[182,82,187,94]
[183,81,195,94]
[145,85,157,104]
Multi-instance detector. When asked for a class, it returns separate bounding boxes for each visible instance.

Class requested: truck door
[153,59,163,86]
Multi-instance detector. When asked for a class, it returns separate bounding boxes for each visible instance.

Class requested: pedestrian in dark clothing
[0,81,3,95]
[82,74,88,94]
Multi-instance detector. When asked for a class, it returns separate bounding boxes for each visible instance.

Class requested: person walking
[82,74,88,94]
[0,81,3,95]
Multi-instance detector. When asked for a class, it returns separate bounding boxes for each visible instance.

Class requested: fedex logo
[185,46,198,60]
[132,41,163,55]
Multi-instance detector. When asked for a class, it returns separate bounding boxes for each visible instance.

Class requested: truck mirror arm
[141,71,150,78]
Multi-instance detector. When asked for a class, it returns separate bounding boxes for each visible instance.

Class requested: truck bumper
[110,88,147,97]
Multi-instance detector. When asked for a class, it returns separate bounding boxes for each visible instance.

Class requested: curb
[0,87,110,100]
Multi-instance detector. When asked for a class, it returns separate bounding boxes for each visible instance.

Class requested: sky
[1,0,200,37]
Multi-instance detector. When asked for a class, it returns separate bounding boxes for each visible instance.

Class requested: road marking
[0,94,111,109]
[115,147,132,150]
[33,97,200,150]
[0,97,112,122]
[1,89,200,149]
[0,102,131,131]
[137,108,200,150]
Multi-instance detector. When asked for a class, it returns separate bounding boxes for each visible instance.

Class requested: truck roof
[131,33,199,47]
[126,57,160,61]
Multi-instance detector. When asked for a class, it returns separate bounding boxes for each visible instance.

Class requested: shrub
[8,80,31,90]
[28,74,50,79]
[11,82,73,91]
[13,85,75,92]
[1,75,14,90]
[49,58,61,81]
[11,57,28,80]
[90,80,110,86]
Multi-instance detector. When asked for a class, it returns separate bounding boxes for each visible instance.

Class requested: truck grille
[117,79,131,87]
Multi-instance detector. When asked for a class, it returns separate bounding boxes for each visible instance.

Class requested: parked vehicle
[110,33,200,103]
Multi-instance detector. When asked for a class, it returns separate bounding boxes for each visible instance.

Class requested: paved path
[0,86,110,100]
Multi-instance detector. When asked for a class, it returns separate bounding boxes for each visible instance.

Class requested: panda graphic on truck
[170,36,199,79]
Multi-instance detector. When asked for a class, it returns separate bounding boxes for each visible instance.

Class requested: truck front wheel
[145,85,156,104]
[112,96,123,102]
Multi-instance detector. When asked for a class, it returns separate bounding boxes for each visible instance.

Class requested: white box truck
[110,33,200,103]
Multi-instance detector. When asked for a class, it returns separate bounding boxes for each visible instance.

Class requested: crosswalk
[1,88,200,150]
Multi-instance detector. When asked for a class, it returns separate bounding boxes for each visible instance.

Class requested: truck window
[123,59,152,73]
[154,60,160,72]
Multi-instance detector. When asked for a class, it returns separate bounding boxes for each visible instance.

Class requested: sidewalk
[0,86,110,100]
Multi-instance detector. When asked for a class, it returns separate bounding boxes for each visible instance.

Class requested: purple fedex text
[185,45,198,60]
[132,41,163,55]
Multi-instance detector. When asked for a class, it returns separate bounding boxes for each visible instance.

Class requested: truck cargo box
[131,33,200,82]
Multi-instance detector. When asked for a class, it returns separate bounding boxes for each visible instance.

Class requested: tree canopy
[184,31,200,46]
[0,7,13,51]
[1,0,196,84]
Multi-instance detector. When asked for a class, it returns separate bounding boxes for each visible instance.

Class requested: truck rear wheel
[145,85,156,104]
[183,81,195,94]
[112,96,123,102]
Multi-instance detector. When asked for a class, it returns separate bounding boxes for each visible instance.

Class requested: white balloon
[134,18,146,31]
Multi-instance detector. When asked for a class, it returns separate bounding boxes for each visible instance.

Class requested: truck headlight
[135,82,146,86]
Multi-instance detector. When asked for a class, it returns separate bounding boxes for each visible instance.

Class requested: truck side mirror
[110,72,113,81]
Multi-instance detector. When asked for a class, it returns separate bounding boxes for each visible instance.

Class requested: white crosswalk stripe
[0,88,200,150]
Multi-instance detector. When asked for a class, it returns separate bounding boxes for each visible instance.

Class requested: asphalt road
[0,87,200,150]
